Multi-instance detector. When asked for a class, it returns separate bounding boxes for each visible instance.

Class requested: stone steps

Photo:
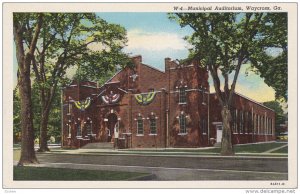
[81,142,114,149]
[214,142,221,147]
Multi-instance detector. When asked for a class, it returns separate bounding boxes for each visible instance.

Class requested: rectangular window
[150,118,157,134]
[87,124,92,135]
[202,90,207,105]
[137,116,144,135]
[67,103,72,115]
[240,111,244,134]
[237,110,240,133]
[270,119,273,134]
[202,119,207,134]
[256,115,260,134]
[179,88,187,104]
[67,124,71,138]
[261,116,264,135]
[232,109,237,133]
[76,123,81,137]
[179,114,186,134]
[248,112,252,134]
[245,112,248,133]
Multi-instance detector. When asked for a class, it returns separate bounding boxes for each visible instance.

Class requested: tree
[263,101,287,135]
[171,13,284,155]
[14,83,63,146]
[249,13,287,101]
[13,13,43,165]
[13,87,21,144]
[24,13,130,152]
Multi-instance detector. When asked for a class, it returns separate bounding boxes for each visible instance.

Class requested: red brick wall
[209,93,276,145]
[165,59,209,147]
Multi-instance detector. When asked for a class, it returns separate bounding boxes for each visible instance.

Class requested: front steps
[81,142,114,149]
[214,142,221,147]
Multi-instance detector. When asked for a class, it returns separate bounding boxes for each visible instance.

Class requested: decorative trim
[101,92,121,104]
[118,87,128,94]
[212,122,222,125]
[74,97,91,111]
[169,65,194,70]
[134,92,156,105]
[178,133,188,136]
[81,85,97,89]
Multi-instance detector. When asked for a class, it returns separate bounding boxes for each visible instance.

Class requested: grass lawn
[233,142,287,153]
[271,146,288,154]
[14,166,149,181]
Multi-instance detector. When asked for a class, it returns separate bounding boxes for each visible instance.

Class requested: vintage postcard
[2,1,298,191]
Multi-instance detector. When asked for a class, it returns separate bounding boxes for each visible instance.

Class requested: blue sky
[13,12,275,102]
[96,12,192,70]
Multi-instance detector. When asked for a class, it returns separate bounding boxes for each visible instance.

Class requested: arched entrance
[107,113,118,142]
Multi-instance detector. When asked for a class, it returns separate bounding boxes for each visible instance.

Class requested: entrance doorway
[107,113,118,142]
[216,125,223,143]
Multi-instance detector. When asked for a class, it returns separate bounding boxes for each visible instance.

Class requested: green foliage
[13,13,131,146]
[170,13,287,102]
[263,101,287,133]
[13,88,21,143]
[13,84,62,142]
[249,13,287,101]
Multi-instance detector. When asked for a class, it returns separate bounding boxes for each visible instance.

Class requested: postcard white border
[2,2,298,189]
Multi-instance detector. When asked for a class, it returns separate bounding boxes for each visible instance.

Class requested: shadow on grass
[13,166,150,181]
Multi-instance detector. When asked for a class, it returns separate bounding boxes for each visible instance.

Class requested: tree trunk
[220,106,234,156]
[38,107,51,152]
[18,60,38,165]
[14,13,43,165]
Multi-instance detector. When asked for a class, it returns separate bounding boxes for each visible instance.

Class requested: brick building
[61,55,275,149]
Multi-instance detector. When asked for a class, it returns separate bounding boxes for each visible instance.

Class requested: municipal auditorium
[62,55,275,149]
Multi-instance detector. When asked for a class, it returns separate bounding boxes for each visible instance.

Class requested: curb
[126,174,156,181]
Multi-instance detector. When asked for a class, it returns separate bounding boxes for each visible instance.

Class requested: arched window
[137,115,144,135]
[67,102,72,115]
[201,119,207,135]
[86,118,93,135]
[76,123,81,137]
[179,113,186,134]
[179,87,187,104]
[66,123,71,138]
[150,116,157,135]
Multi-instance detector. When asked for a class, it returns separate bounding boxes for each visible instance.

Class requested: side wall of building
[209,93,276,145]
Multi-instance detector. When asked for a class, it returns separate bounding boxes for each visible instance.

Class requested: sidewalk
[40,147,288,159]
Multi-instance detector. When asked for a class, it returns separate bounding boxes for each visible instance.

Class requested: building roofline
[98,69,123,89]
[141,63,165,74]
[210,92,275,112]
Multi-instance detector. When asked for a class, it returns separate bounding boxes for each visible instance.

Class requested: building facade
[61,55,276,149]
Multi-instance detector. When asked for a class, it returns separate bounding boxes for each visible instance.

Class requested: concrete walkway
[263,144,288,153]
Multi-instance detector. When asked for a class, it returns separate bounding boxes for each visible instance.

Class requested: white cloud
[126,29,189,51]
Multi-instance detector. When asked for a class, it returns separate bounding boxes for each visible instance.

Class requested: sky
[13,12,276,102]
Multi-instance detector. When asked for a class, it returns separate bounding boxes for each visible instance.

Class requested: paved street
[36,152,288,180]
